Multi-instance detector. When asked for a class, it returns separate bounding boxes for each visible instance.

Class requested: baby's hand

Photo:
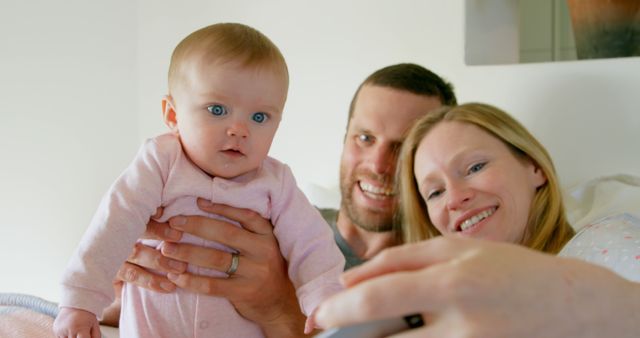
[53,307,101,338]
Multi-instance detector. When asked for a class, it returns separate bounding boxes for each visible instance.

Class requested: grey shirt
[318,208,366,270]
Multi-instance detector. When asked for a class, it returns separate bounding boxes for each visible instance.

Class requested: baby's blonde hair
[167,23,288,94]
[396,103,574,253]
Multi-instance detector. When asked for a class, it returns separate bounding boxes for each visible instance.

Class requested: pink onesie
[59,133,345,337]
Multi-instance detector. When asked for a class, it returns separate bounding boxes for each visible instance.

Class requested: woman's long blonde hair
[396,103,574,253]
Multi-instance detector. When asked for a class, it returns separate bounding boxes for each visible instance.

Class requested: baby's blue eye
[207,104,227,116]
[252,112,268,123]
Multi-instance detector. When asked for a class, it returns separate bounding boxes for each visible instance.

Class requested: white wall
[0,1,138,300]
[1,0,639,302]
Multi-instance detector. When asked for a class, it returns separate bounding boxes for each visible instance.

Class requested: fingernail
[123,267,137,282]
[167,273,179,281]
[169,216,186,228]
[160,281,175,291]
[164,228,182,241]
[162,243,177,255]
[197,198,213,207]
[168,260,186,273]
[153,207,163,219]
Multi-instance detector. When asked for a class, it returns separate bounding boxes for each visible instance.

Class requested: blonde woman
[396,102,574,253]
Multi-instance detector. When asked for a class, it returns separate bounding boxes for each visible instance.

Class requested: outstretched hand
[315,237,640,338]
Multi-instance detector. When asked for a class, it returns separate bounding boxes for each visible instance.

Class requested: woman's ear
[530,164,548,190]
[162,95,179,134]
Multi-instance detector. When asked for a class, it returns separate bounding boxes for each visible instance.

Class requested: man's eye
[357,134,372,143]
[207,104,227,116]
[468,162,486,174]
[252,112,268,123]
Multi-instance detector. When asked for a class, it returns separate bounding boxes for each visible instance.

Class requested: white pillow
[559,213,640,282]
[301,183,341,210]
[564,174,640,231]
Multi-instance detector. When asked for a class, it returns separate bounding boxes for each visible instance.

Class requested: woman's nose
[446,181,474,210]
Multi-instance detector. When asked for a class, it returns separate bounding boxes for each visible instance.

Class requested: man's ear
[162,95,179,134]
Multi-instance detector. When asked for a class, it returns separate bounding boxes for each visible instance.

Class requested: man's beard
[339,167,396,233]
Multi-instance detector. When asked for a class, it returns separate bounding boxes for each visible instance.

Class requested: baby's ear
[162,95,179,134]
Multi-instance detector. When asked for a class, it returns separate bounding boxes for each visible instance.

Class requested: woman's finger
[341,237,465,287]
[315,267,441,329]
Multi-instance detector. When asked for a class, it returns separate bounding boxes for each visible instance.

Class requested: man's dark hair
[347,63,457,122]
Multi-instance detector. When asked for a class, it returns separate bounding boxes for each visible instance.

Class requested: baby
[53,23,344,338]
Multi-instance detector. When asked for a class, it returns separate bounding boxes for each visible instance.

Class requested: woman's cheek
[429,204,448,234]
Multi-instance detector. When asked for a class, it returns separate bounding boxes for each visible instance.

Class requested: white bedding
[0,293,119,338]
[565,174,640,230]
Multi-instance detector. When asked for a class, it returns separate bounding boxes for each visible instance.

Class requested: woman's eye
[468,162,486,174]
[252,112,268,123]
[207,104,227,116]
[427,189,443,200]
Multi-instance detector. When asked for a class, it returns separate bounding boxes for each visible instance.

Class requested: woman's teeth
[460,208,496,231]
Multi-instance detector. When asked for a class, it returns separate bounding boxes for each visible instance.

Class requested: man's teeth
[460,208,496,231]
[359,182,394,196]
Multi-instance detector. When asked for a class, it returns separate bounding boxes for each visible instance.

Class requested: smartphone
[314,314,424,338]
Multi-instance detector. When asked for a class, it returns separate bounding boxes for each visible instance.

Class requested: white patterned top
[559,213,640,282]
